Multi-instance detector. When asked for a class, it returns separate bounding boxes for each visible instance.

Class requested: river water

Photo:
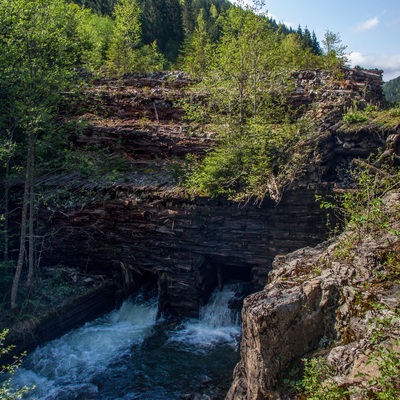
[12,285,242,400]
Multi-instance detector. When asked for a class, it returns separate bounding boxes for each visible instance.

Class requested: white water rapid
[168,284,241,352]
[11,285,242,400]
[12,295,158,400]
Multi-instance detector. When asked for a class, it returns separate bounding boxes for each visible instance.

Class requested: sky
[245,0,400,82]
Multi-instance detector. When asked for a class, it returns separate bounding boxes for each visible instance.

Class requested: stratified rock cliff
[34,67,394,319]
[227,191,400,399]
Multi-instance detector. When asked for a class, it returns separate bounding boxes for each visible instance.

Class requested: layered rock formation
[227,192,400,399]
[39,68,390,321]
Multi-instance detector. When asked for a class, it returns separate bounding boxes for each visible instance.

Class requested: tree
[133,41,168,73]
[139,0,183,61]
[311,30,322,55]
[78,9,115,71]
[180,9,215,79]
[322,30,348,67]
[0,0,85,311]
[185,4,312,203]
[106,0,142,74]
[205,4,282,125]
[279,33,322,70]
[72,0,117,15]
[182,0,195,35]
[301,27,312,49]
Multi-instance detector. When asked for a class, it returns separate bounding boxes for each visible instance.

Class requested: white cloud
[349,51,400,81]
[354,16,379,32]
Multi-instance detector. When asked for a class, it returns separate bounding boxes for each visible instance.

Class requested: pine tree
[311,30,322,55]
[139,0,183,61]
[302,27,312,49]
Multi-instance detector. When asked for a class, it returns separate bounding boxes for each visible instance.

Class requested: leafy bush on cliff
[186,121,312,203]
[181,3,339,203]
[302,357,350,400]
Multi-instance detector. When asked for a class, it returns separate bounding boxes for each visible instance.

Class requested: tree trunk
[3,161,10,261]
[26,138,35,291]
[10,130,34,311]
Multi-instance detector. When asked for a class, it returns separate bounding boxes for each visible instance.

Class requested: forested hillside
[383,74,400,103]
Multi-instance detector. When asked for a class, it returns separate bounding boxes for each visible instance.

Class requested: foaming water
[11,285,242,399]
[13,295,158,400]
[168,284,241,352]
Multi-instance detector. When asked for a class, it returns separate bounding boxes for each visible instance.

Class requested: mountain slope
[383,75,400,103]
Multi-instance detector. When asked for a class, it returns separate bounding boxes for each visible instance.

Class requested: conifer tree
[139,0,183,61]
[311,30,322,55]
[181,9,215,78]
[302,27,312,49]
[106,0,142,74]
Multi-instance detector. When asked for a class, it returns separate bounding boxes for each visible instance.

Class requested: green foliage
[383,75,400,104]
[0,329,32,399]
[180,3,330,203]
[364,311,400,399]
[322,30,348,67]
[367,341,400,399]
[72,0,117,15]
[339,163,399,236]
[186,122,311,203]
[279,34,323,70]
[300,311,400,399]
[342,103,378,124]
[132,42,169,73]
[316,159,400,263]
[139,0,184,62]
[106,0,142,74]
[301,357,350,400]
[342,111,368,124]
[179,9,216,79]
[105,0,168,74]
[0,0,87,165]
[78,9,115,71]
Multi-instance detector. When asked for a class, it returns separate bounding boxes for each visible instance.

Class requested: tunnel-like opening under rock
[215,264,254,287]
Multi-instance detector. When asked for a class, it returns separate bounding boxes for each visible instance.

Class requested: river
[12,284,242,399]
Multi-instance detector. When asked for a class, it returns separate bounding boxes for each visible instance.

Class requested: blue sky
[242,0,400,81]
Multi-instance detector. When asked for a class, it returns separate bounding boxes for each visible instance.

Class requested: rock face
[44,187,327,317]
[38,68,389,319]
[226,192,400,399]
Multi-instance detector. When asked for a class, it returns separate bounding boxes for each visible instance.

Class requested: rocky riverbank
[227,191,400,399]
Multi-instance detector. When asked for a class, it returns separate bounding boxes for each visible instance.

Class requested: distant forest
[383,75,400,104]
[72,0,322,62]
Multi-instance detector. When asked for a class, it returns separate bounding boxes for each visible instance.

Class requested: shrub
[301,357,350,400]
[0,329,32,399]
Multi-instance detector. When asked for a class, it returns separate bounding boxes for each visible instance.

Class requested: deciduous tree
[106,0,142,74]
[322,29,348,67]
[0,0,85,310]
